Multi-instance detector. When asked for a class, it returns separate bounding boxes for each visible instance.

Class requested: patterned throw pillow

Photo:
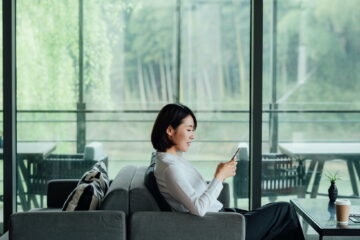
[62,161,109,211]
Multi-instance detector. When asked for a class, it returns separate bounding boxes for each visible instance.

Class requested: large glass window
[261,0,360,210]
[5,0,359,232]
[15,0,251,211]
[178,0,250,209]
[16,0,78,211]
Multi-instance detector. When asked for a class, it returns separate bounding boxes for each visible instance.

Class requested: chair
[233,143,305,207]
[26,142,108,206]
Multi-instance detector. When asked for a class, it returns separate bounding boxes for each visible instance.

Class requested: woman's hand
[214,157,237,182]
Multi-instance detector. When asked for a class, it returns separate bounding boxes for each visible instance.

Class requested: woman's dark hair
[151,103,197,152]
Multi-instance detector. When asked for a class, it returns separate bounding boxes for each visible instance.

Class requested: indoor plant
[325,171,340,203]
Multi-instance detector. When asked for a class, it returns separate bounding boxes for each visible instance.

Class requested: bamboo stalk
[137,57,146,109]
[159,55,167,101]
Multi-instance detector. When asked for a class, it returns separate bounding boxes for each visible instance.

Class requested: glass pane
[181,0,250,111]
[16,0,79,211]
[15,0,250,212]
[17,0,78,111]
[83,0,177,110]
[181,0,250,209]
[85,0,252,209]
[262,0,360,212]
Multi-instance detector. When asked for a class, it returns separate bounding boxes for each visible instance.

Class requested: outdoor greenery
[325,170,341,183]
[0,0,358,110]
[1,0,356,146]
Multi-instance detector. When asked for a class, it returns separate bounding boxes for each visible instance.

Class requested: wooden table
[291,198,360,240]
[279,143,360,198]
[0,142,57,210]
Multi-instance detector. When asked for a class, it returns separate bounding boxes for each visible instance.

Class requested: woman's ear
[166,126,174,138]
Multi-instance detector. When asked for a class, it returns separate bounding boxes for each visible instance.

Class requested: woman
[151,103,305,240]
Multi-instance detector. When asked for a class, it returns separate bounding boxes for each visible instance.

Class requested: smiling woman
[150,103,197,154]
[150,103,305,240]
[164,115,195,154]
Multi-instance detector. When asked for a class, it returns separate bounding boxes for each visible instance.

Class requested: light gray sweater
[154,152,223,216]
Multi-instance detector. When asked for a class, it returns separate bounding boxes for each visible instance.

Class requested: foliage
[275,0,360,106]
[325,171,341,183]
[0,0,359,152]
[0,0,356,112]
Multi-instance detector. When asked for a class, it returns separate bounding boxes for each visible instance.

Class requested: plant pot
[327,201,336,220]
[328,181,338,203]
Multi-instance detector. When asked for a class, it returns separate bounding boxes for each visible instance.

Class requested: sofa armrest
[130,211,245,240]
[47,179,78,208]
[10,211,126,240]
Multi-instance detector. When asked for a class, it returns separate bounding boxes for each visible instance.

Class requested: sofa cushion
[62,161,109,211]
[144,163,172,211]
[10,211,126,240]
[81,161,109,189]
[129,167,162,214]
[62,182,105,211]
[47,179,78,208]
[100,165,137,215]
[130,211,245,240]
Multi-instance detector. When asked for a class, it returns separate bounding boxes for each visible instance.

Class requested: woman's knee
[266,201,291,210]
[271,202,294,215]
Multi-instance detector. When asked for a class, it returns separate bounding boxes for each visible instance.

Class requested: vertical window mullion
[249,0,263,210]
[3,0,17,232]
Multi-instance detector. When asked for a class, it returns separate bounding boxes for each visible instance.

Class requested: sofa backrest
[47,179,78,208]
[129,167,230,214]
[144,162,172,211]
[129,167,161,214]
[100,165,137,215]
[128,166,230,215]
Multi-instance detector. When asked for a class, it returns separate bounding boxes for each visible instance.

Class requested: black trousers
[222,202,305,240]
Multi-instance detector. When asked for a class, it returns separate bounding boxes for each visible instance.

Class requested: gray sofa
[3,167,131,240]
[2,165,245,240]
[128,165,245,240]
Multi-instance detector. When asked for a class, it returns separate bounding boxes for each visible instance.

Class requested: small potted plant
[325,171,340,203]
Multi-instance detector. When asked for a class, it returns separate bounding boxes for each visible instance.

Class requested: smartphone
[350,216,360,223]
[230,148,240,161]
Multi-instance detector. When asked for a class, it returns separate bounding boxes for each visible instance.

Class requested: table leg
[311,160,324,198]
[301,217,309,237]
[18,156,40,210]
[347,159,359,196]
[297,160,306,198]
[319,235,323,240]
[304,159,317,193]
[16,171,29,210]
[353,160,360,182]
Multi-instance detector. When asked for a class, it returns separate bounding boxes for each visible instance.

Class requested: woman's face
[166,115,195,153]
